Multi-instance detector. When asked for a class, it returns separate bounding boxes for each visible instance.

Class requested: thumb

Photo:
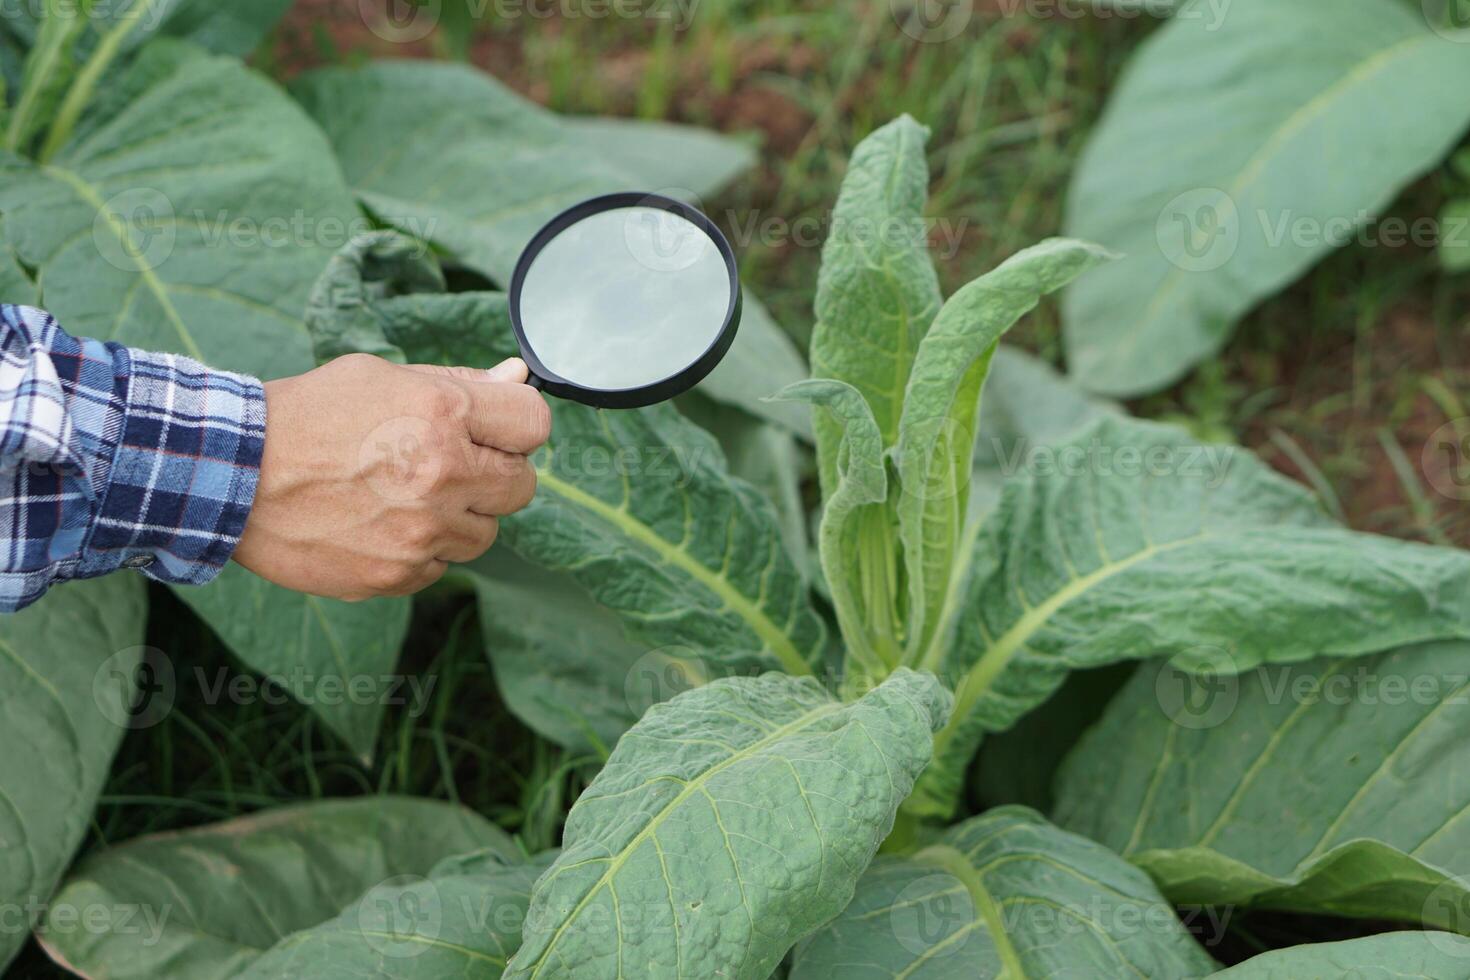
[405,358,529,384]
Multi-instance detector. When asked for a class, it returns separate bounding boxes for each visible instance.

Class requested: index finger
[461,381,552,454]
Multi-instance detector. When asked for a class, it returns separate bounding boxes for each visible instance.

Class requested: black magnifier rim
[508,191,743,410]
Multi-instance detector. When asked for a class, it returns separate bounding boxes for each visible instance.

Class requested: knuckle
[483,517,500,550]
[512,465,538,511]
[333,352,379,374]
[395,513,440,553]
[364,560,413,594]
[423,381,470,424]
[517,392,552,444]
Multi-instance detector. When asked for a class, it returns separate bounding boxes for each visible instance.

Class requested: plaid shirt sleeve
[0,304,266,612]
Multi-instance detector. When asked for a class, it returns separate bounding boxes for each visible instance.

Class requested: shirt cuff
[79,348,266,586]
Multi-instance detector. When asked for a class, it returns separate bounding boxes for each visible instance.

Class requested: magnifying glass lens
[509,194,742,409]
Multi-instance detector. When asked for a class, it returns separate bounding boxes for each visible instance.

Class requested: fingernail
[484,358,526,383]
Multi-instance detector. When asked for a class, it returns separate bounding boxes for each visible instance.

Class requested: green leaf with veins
[1063,0,1470,396]
[241,849,560,979]
[908,415,1470,820]
[895,238,1111,665]
[1054,642,1470,931]
[39,798,514,980]
[291,59,811,436]
[789,807,1216,979]
[0,576,146,973]
[307,232,827,678]
[0,41,361,380]
[512,401,826,676]
[1208,933,1470,979]
[505,670,952,980]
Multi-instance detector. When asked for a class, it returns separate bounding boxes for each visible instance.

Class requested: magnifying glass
[508,192,742,409]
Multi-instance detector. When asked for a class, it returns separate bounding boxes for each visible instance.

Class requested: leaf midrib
[520,699,844,978]
[934,533,1207,759]
[916,843,1024,979]
[41,162,205,360]
[534,467,813,676]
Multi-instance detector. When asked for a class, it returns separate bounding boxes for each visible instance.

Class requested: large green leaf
[0,576,146,972]
[38,797,514,979]
[1054,642,1470,930]
[789,807,1216,979]
[909,416,1470,819]
[895,239,1110,666]
[174,564,412,762]
[561,115,756,199]
[241,849,559,979]
[1062,0,1470,396]
[0,41,360,381]
[468,548,654,756]
[510,404,829,675]
[505,670,952,980]
[290,59,810,435]
[1209,933,1470,979]
[308,232,828,679]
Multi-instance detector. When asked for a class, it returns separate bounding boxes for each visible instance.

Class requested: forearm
[0,304,265,611]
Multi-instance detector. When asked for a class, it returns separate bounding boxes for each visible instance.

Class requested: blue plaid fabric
[0,304,265,611]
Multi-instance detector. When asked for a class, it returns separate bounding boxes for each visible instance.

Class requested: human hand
[233,353,550,600]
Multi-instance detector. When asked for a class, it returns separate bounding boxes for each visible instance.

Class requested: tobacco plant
[4,3,1470,978]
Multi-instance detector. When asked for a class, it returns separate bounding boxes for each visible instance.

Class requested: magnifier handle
[526,373,546,392]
